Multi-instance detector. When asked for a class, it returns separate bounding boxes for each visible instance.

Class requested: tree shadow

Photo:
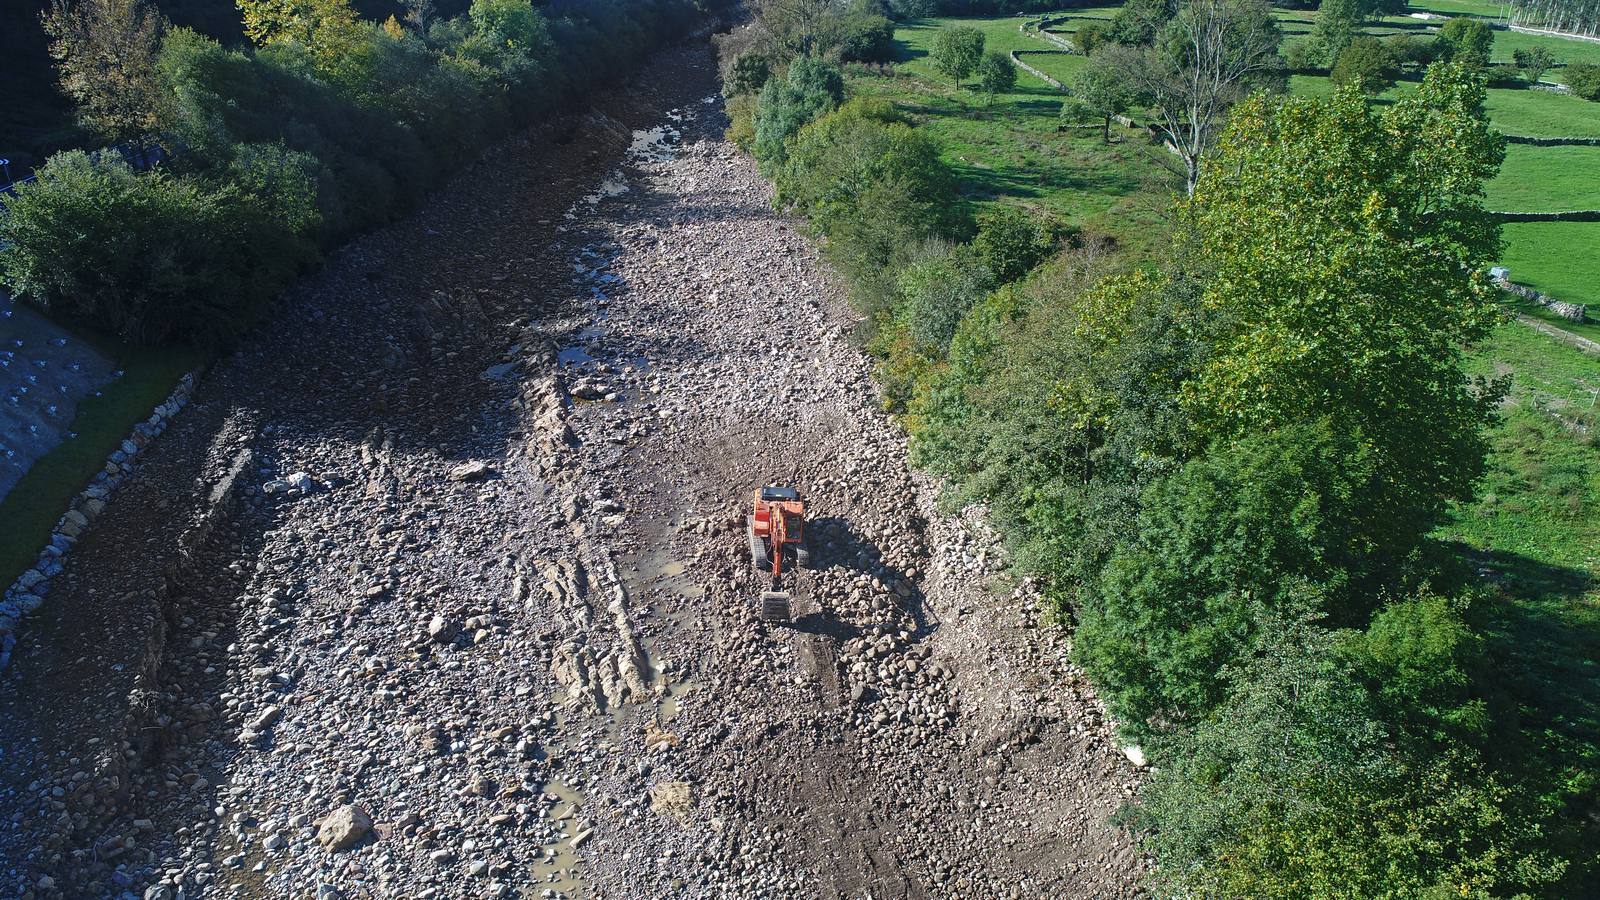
[1463,546,1600,778]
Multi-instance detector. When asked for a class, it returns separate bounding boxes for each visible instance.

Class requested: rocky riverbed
[0,39,1145,899]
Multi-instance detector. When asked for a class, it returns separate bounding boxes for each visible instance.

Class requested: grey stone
[316,804,373,852]
[447,461,493,482]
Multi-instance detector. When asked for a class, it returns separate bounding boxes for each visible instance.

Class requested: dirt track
[0,40,1144,899]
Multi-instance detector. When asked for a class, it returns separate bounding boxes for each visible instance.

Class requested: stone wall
[1497,276,1591,327]
[0,371,199,667]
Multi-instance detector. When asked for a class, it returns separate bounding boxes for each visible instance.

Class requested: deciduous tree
[931,24,985,88]
[1435,16,1494,67]
[1071,55,1138,141]
[975,50,1017,103]
[1181,61,1507,541]
[40,0,171,154]
[1331,35,1397,94]
[1513,45,1555,82]
[1102,0,1284,195]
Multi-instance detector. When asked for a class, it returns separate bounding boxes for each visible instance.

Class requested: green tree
[0,151,312,345]
[930,24,985,88]
[1071,55,1137,142]
[1435,16,1493,67]
[1330,35,1397,94]
[1181,61,1506,545]
[1308,0,1364,66]
[753,56,845,167]
[1513,46,1555,83]
[975,50,1017,103]
[1077,421,1389,729]
[724,51,771,97]
[40,0,171,154]
[1075,21,1106,55]
[1570,61,1600,100]
[1109,0,1177,46]
[972,206,1056,283]
[1135,609,1567,898]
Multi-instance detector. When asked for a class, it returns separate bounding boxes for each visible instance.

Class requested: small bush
[725,92,758,150]
[723,51,771,97]
[1384,33,1436,69]
[972,205,1056,283]
[1331,37,1398,95]
[1568,62,1600,101]
[1486,62,1527,88]
[838,13,895,63]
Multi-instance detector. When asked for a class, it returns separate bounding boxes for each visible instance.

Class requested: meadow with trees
[723,0,1599,894]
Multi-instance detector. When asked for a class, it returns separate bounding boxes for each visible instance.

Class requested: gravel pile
[0,40,1146,899]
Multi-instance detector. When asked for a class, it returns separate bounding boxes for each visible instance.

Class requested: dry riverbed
[0,40,1144,899]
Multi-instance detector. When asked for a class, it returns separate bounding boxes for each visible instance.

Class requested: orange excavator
[748,486,810,622]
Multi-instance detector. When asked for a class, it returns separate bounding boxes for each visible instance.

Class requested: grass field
[875,17,1180,256]
[1502,220,1600,307]
[1488,144,1600,211]
[1019,49,1087,85]
[0,342,200,590]
[1486,87,1600,138]
[1449,320,1598,625]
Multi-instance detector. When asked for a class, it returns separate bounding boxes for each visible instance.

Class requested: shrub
[972,205,1056,282]
[838,13,895,63]
[1384,32,1436,69]
[0,151,312,346]
[1074,21,1105,55]
[1331,36,1397,94]
[1568,61,1600,100]
[895,242,995,352]
[753,56,845,167]
[1487,61,1527,87]
[723,50,771,97]
[725,92,758,149]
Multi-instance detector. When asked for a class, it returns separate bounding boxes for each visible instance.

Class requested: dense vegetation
[1,0,726,345]
[727,0,1600,894]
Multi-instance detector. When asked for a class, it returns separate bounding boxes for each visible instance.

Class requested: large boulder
[316,804,373,852]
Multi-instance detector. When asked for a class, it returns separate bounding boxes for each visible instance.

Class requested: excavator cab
[748,485,809,622]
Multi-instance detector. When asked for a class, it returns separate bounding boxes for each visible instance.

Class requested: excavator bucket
[761,590,792,623]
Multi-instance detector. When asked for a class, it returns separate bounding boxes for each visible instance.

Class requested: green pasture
[881,16,1179,256]
[1502,221,1600,308]
[1488,144,1600,211]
